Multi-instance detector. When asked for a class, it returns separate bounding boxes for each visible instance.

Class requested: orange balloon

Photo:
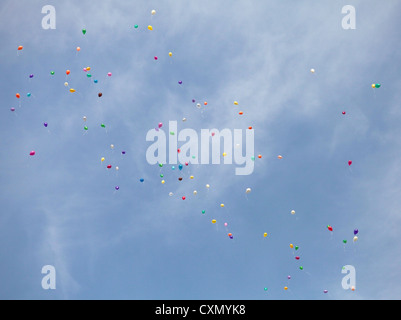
[248,126,253,130]
[76,47,81,52]
[258,155,262,159]
[228,233,232,237]
[16,93,20,99]
[66,70,71,75]
[204,102,208,106]
[278,155,283,159]
[239,111,244,115]
[17,46,23,50]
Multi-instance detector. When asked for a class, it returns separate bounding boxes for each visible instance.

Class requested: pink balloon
[108,72,112,77]
[224,223,228,227]
[158,123,163,128]
[29,151,35,156]
[348,160,352,166]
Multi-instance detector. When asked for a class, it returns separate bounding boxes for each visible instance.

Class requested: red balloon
[348,160,352,166]
[182,196,186,200]
[327,225,333,232]
[295,256,300,260]
[107,165,112,169]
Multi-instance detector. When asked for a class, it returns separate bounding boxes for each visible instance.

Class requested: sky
[1,0,401,300]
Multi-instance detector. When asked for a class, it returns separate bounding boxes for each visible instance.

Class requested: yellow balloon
[69,88,76,93]
[220,204,225,208]
[234,101,239,105]
[206,184,210,189]
[212,219,217,224]
[290,244,294,248]
[148,25,153,31]
[223,152,227,157]
[151,9,156,15]
[371,84,376,88]
[161,180,165,184]
[101,157,105,162]
[263,233,268,238]
[284,287,288,291]
[86,67,91,71]
[190,175,194,179]
[169,52,173,57]
[291,210,296,215]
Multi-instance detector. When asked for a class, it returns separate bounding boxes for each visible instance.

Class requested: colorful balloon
[354,229,359,235]
[327,225,333,232]
[18,46,23,51]
[69,88,76,93]
[246,188,251,194]
[66,70,70,75]
[348,160,352,166]
[29,151,35,156]
[82,29,87,35]
[148,25,153,31]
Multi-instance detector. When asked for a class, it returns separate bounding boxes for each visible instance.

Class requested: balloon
[264,288,268,291]
[122,151,126,155]
[248,126,253,130]
[158,122,163,128]
[354,229,359,235]
[375,84,381,88]
[154,56,158,60]
[134,25,138,29]
[204,102,208,106]
[76,47,81,52]
[140,178,144,182]
[83,116,87,121]
[206,184,210,189]
[69,88,76,93]
[212,219,217,224]
[169,52,173,57]
[10,107,15,112]
[251,156,255,161]
[148,25,153,31]
[107,165,112,169]
[299,266,303,270]
[169,192,173,196]
[193,190,197,195]
[190,175,194,179]
[98,93,102,97]
[86,67,91,71]
[18,45,23,51]
[291,210,295,215]
[263,233,268,238]
[101,124,106,128]
[220,204,225,208]
[44,122,48,128]
[224,223,228,227]
[324,290,328,294]
[239,111,244,115]
[371,84,375,88]
[287,275,291,280]
[29,74,34,78]
[228,233,232,237]
[50,71,55,75]
[101,157,105,162]
[16,93,20,99]
[246,188,251,194]
[108,72,112,77]
[64,82,69,86]
[278,155,283,159]
[161,180,165,184]
[343,240,347,244]
[94,80,98,83]
[327,225,333,232]
[342,111,346,115]
[284,287,288,291]
[196,103,201,108]
[353,236,358,242]
[66,70,70,75]
[258,155,262,159]
[82,29,87,35]
[115,186,120,191]
[222,152,227,157]
[290,244,294,248]
[110,144,114,149]
[87,73,92,78]
[29,151,35,156]
[295,246,299,251]
[351,286,355,291]
[310,68,315,73]
[295,256,300,260]
[178,164,183,170]
[27,93,31,97]
[202,210,206,214]
[348,160,352,166]
[178,177,183,181]
[182,196,186,200]
[151,9,156,15]
[234,101,239,105]
[84,126,88,130]
[178,81,183,85]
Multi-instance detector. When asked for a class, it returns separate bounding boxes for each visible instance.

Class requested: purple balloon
[287,275,291,280]
[324,290,328,294]
[29,74,34,78]
[178,81,183,85]
[354,229,359,235]
[122,151,126,155]
[10,107,15,112]
[44,122,48,127]
[115,186,120,190]
[192,99,195,103]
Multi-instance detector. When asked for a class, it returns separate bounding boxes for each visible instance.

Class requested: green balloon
[160,174,164,178]
[84,126,88,131]
[82,29,86,35]
[134,24,138,29]
[299,266,303,270]
[343,240,347,244]
[50,71,55,75]
[101,124,106,128]
[264,288,268,291]
[87,74,92,78]
[375,84,381,88]
[295,246,299,251]
[159,163,163,167]
[251,156,255,161]
[202,210,206,214]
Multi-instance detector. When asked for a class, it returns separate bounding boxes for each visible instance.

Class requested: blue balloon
[140,178,144,183]
[178,164,183,170]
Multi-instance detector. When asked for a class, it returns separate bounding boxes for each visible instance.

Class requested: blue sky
[1,0,401,300]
